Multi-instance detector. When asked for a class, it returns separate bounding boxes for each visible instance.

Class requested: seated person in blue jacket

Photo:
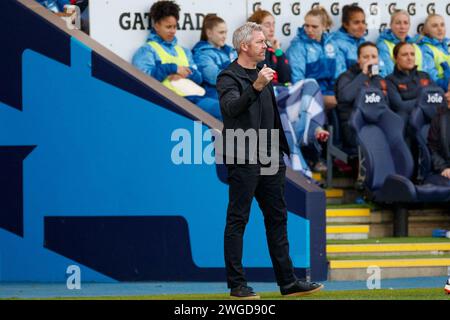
[192,14,237,100]
[417,14,450,92]
[132,1,221,119]
[333,4,367,70]
[35,0,71,12]
[248,9,329,175]
[36,0,89,33]
[286,7,346,110]
[426,84,450,187]
[386,42,434,125]
[376,10,425,77]
[335,42,387,150]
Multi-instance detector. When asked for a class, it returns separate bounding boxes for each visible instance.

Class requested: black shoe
[280,280,324,297]
[230,285,260,299]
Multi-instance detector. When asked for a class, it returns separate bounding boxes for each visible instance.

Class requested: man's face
[242,31,267,62]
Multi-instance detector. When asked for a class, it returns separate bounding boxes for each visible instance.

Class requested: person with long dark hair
[386,42,434,124]
[192,14,237,100]
[333,4,367,69]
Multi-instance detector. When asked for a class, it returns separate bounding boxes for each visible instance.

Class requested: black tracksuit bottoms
[224,162,297,289]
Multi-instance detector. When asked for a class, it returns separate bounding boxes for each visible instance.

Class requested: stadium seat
[325,108,359,187]
[409,86,447,182]
[351,87,450,236]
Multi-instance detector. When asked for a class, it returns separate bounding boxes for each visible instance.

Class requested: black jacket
[335,64,387,123]
[386,66,432,121]
[428,108,450,173]
[216,60,290,162]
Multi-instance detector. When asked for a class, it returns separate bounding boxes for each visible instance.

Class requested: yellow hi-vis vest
[424,43,450,79]
[384,40,423,71]
[148,41,190,96]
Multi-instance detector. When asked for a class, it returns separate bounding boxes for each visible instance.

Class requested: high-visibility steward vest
[384,40,423,71]
[148,41,190,96]
[424,43,450,79]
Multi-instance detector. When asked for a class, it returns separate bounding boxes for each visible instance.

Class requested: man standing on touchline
[216,22,324,299]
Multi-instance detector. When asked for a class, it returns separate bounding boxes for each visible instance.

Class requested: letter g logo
[292,2,300,15]
[331,3,340,15]
[253,2,261,12]
[272,2,281,15]
[388,3,397,14]
[282,23,291,36]
[407,3,416,16]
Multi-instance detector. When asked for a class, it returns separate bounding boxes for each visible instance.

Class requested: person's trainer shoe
[280,280,324,297]
[230,285,260,299]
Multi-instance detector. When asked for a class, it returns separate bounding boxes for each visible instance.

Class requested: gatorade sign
[90,0,450,63]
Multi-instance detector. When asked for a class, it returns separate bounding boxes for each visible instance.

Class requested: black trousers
[224,162,296,289]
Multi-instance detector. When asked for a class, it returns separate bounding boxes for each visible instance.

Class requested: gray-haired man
[217,22,323,299]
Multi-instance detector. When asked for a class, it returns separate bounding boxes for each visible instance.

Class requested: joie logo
[427,93,443,104]
[365,93,381,104]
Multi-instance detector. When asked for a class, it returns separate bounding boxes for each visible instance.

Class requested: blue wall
[0,0,326,283]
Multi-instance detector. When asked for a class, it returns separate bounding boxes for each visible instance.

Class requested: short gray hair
[232,22,264,54]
